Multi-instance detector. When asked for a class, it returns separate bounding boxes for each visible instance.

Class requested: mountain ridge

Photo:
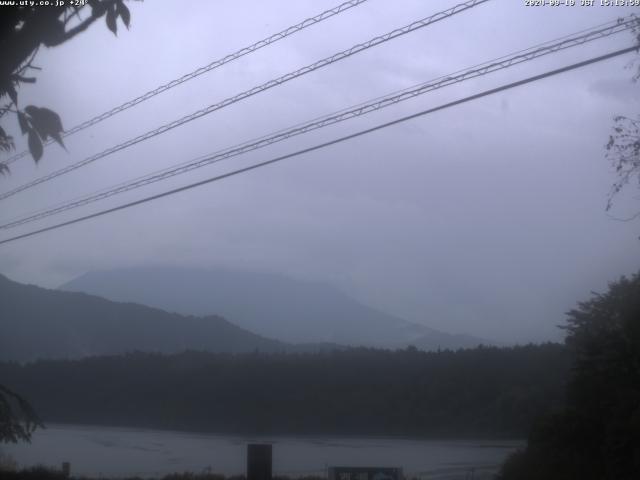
[60,266,492,350]
[0,273,291,362]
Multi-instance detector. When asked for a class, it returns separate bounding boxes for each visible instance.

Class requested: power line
[1,17,635,231]
[0,0,490,201]
[1,0,371,167]
[0,45,635,247]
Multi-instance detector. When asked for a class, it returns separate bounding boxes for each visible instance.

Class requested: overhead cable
[1,17,635,231]
[0,0,490,201]
[1,0,371,166]
[0,44,635,246]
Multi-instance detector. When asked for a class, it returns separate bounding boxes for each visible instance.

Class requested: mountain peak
[61,266,492,350]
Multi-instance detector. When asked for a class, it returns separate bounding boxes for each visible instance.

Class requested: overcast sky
[1,0,639,343]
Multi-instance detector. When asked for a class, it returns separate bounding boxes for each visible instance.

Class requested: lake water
[2,424,523,479]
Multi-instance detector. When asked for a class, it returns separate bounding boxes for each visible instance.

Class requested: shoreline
[3,425,523,479]
[35,421,526,444]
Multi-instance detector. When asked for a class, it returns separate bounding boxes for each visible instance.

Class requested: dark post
[247,443,272,480]
[61,462,70,478]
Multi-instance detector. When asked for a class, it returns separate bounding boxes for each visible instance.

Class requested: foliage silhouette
[0,384,42,444]
[0,0,133,168]
[0,0,135,444]
[498,272,640,480]
[605,18,640,218]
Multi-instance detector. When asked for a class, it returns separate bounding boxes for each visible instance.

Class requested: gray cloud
[1,0,639,344]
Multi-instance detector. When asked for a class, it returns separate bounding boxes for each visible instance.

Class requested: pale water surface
[2,424,523,479]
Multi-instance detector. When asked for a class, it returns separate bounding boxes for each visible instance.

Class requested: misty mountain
[0,274,288,362]
[60,266,490,350]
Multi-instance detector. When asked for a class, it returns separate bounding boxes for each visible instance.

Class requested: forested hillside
[0,274,287,361]
[499,272,640,480]
[0,344,569,437]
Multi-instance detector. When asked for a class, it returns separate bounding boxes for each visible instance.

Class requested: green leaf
[24,106,48,139]
[116,0,130,29]
[38,107,64,147]
[89,0,106,16]
[41,19,66,47]
[28,129,43,163]
[24,106,65,149]
[17,111,30,135]
[0,126,14,152]
[7,83,17,105]
[106,4,118,35]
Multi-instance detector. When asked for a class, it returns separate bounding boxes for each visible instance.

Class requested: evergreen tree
[499,272,640,480]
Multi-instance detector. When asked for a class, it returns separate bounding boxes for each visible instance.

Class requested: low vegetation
[0,468,321,480]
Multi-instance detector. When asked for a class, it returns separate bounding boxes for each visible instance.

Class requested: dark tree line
[0,343,569,438]
[499,272,640,480]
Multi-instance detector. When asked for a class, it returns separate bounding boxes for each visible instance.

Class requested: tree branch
[45,7,103,47]
[606,210,640,222]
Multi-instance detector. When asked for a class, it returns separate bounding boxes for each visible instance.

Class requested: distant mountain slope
[0,274,287,362]
[60,266,490,350]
